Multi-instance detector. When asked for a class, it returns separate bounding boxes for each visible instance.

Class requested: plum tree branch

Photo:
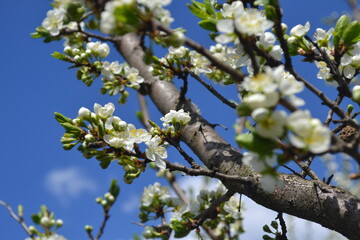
[114,32,360,239]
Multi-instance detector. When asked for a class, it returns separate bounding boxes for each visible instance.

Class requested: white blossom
[252,108,287,139]
[261,174,283,192]
[242,152,277,172]
[290,21,310,37]
[340,42,360,79]
[123,65,144,89]
[141,182,171,207]
[223,196,241,219]
[101,61,122,81]
[138,0,171,10]
[315,61,332,80]
[86,41,110,58]
[220,1,244,18]
[160,109,191,125]
[145,136,167,169]
[243,92,279,109]
[42,9,65,36]
[168,46,187,58]
[287,110,331,153]
[234,9,273,36]
[94,102,115,118]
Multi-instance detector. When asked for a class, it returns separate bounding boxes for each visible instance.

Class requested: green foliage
[52,51,72,62]
[66,2,85,22]
[235,133,277,155]
[187,0,220,33]
[333,15,351,48]
[170,220,191,238]
[342,21,360,46]
[31,26,62,42]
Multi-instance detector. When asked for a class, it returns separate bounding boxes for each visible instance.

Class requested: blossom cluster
[100,0,173,35]
[59,42,144,102]
[25,205,65,239]
[40,0,85,37]
[287,18,360,82]
[139,182,243,239]
[56,103,191,182]
[216,1,273,41]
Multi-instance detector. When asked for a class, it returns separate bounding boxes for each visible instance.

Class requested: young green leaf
[235,133,277,154]
[333,15,350,47]
[342,21,360,46]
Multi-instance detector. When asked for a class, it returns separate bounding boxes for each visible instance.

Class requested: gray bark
[115,33,360,240]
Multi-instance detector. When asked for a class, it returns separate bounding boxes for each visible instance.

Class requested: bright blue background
[0,1,353,239]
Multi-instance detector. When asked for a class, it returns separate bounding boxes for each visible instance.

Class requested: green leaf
[66,3,85,22]
[235,133,277,154]
[333,15,350,47]
[199,19,217,31]
[204,0,215,15]
[263,235,274,240]
[60,122,82,133]
[97,155,112,169]
[109,179,120,198]
[54,112,73,124]
[170,220,191,238]
[263,224,273,233]
[264,5,277,21]
[187,3,210,19]
[342,21,360,46]
[52,51,71,62]
[62,142,78,150]
[270,220,279,230]
[236,103,252,116]
[31,214,41,224]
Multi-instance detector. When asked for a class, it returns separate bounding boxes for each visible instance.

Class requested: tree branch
[0,201,34,238]
[114,33,360,240]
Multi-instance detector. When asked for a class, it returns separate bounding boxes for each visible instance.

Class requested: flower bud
[352,86,360,103]
[98,43,110,58]
[56,219,64,227]
[78,107,91,119]
[85,225,93,232]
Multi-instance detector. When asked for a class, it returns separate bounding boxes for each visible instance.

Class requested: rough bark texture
[115,33,360,240]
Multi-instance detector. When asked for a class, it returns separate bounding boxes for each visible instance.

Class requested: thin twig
[0,200,34,238]
[304,35,351,97]
[236,32,259,75]
[152,20,246,83]
[137,93,152,131]
[164,160,252,183]
[95,209,111,240]
[188,71,237,109]
[273,3,293,70]
[193,190,235,226]
[166,137,201,169]
[276,212,288,240]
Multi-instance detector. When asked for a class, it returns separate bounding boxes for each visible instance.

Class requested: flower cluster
[38,0,85,37]
[57,42,144,103]
[287,16,360,82]
[25,205,64,239]
[216,1,273,43]
[56,104,191,183]
[241,65,304,111]
[139,182,243,239]
[100,0,173,35]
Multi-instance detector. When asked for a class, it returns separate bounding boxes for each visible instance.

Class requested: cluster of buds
[56,103,191,183]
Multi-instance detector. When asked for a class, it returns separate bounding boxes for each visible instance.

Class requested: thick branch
[114,33,360,240]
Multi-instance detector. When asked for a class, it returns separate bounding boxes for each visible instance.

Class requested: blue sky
[0,0,352,239]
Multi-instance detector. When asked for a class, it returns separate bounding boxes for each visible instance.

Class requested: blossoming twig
[193,190,235,227]
[152,20,246,83]
[0,200,34,238]
[304,35,351,97]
